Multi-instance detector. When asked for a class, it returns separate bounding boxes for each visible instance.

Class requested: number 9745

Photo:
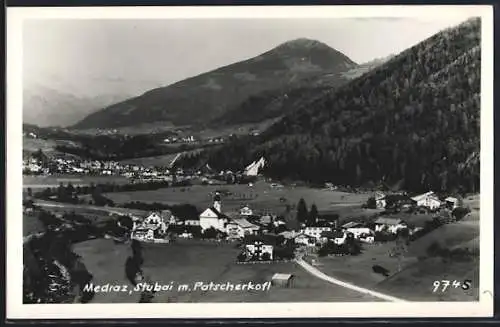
[432,279,471,292]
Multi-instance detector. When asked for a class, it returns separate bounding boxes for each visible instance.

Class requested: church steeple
[213,192,222,213]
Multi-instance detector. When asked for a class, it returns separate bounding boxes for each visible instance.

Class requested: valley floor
[24,174,481,303]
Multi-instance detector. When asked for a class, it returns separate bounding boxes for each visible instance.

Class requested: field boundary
[295,258,408,302]
[236,259,294,265]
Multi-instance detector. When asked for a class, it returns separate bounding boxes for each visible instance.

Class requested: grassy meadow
[23,174,131,189]
[102,180,372,217]
[74,239,381,303]
[313,206,480,302]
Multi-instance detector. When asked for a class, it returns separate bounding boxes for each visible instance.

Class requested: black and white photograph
[6,5,494,319]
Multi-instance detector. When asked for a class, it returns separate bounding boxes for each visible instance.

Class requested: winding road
[295,258,408,302]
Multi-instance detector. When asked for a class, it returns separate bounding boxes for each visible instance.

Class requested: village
[22,152,477,303]
[22,147,267,186]
[120,178,468,266]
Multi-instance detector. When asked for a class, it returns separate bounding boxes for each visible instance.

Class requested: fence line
[236,259,293,265]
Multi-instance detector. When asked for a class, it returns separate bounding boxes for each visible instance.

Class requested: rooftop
[342,221,364,229]
[374,217,403,225]
[231,218,259,229]
[272,273,294,280]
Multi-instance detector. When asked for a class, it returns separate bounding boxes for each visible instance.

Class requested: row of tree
[30,180,171,201]
[296,198,320,226]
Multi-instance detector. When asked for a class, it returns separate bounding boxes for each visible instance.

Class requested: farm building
[271,273,294,288]
[411,191,441,210]
[279,231,298,240]
[131,227,155,242]
[345,227,374,239]
[302,226,332,240]
[131,211,170,242]
[259,215,273,225]
[294,233,317,246]
[316,212,339,227]
[382,194,416,209]
[341,221,363,229]
[445,197,459,210]
[184,219,200,226]
[374,217,407,234]
[225,218,260,239]
[320,230,346,245]
[244,235,281,260]
[239,205,253,216]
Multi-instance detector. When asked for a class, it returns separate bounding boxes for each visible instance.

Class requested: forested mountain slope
[197,18,481,193]
[212,55,392,126]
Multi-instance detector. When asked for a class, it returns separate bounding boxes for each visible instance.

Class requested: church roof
[201,206,227,219]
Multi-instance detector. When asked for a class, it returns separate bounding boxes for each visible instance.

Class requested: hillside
[196,17,481,194]
[73,38,357,130]
[23,84,134,128]
[213,55,392,126]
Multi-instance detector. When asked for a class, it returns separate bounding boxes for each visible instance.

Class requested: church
[199,192,228,232]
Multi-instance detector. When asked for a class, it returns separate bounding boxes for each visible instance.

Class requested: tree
[296,198,308,224]
[366,197,377,209]
[118,215,134,230]
[261,252,271,261]
[202,227,218,239]
[308,204,319,226]
[237,252,247,262]
[391,228,410,272]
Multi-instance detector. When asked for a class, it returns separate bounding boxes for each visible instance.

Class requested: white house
[346,227,374,239]
[342,222,374,239]
[131,227,154,242]
[374,217,407,234]
[184,219,200,226]
[226,218,260,239]
[320,230,347,245]
[132,212,168,240]
[411,191,441,210]
[245,241,274,260]
[375,192,386,209]
[302,226,332,240]
[239,205,253,216]
[294,233,317,246]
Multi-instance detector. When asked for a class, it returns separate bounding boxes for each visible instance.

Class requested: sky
[23,16,476,97]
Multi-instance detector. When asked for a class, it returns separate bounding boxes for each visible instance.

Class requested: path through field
[33,200,144,220]
[295,258,408,302]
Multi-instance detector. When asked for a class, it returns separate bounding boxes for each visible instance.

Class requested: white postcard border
[6,4,495,319]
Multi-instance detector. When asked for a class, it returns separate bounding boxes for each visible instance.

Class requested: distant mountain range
[73,38,358,130]
[23,73,165,128]
[23,83,135,128]
[197,18,481,193]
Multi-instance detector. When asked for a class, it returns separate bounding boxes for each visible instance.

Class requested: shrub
[261,252,271,261]
[366,197,377,209]
[237,252,247,262]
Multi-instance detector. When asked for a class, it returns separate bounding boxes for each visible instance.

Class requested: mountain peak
[274,38,331,51]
